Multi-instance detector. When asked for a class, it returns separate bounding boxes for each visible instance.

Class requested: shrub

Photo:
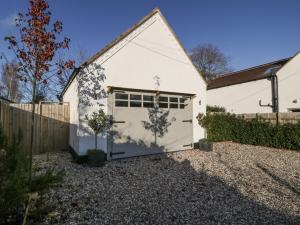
[197,113,300,151]
[85,109,111,150]
[0,127,64,224]
[0,130,28,224]
[206,105,226,113]
[87,149,106,167]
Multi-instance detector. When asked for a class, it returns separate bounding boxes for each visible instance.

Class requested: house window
[159,96,168,108]
[115,93,128,107]
[180,97,187,109]
[169,97,178,109]
[143,95,154,108]
[130,94,142,107]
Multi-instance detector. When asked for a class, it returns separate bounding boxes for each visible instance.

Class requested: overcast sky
[0,0,299,71]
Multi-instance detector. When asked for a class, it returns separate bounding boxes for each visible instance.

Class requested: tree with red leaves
[4,0,74,216]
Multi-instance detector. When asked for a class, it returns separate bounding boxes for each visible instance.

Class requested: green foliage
[0,130,28,222]
[31,169,64,194]
[85,109,111,149]
[206,105,226,113]
[85,109,110,135]
[87,149,106,167]
[0,126,64,224]
[198,113,300,150]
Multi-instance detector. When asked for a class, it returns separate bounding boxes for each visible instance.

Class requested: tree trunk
[29,78,37,187]
[95,133,98,149]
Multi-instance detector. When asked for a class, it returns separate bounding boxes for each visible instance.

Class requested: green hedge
[206,105,226,113]
[197,113,300,150]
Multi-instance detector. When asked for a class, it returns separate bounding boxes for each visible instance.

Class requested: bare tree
[1,60,22,102]
[57,48,88,91]
[190,44,232,81]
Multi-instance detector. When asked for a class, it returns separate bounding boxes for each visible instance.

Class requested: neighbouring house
[207,51,300,113]
[61,8,207,160]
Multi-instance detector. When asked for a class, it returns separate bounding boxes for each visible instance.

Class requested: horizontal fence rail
[0,101,70,154]
[239,112,300,124]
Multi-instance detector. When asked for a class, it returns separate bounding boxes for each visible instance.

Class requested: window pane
[159,103,168,108]
[143,95,154,102]
[115,93,128,100]
[180,104,185,109]
[115,100,128,107]
[159,96,168,102]
[143,102,154,108]
[180,98,187,103]
[170,103,178,108]
[130,101,141,107]
[130,94,141,101]
[169,97,178,103]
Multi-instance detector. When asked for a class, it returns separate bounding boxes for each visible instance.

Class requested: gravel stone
[34,142,300,225]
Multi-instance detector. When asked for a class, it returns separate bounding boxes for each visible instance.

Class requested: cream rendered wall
[207,79,273,114]
[63,78,80,154]
[277,52,300,112]
[207,52,300,114]
[76,11,206,155]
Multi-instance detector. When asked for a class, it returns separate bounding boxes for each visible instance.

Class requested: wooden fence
[240,112,300,124]
[0,101,70,154]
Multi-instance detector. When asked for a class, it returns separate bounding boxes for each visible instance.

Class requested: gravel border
[34,142,300,225]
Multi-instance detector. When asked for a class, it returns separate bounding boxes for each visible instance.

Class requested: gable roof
[61,8,206,97]
[207,57,291,90]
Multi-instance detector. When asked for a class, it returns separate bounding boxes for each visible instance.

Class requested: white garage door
[107,89,193,159]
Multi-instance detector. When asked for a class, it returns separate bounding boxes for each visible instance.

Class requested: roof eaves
[207,57,291,90]
[217,57,291,78]
[207,76,268,90]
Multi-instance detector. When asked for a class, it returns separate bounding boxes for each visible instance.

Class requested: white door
[107,89,193,159]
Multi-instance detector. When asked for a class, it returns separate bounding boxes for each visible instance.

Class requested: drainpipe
[271,72,279,126]
[259,67,280,126]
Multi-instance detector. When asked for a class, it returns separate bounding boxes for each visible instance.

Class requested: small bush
[87,149,106,167]
[0,130,28,223]
[207,105,226,113]
[31,169,64,194]
[198,113,300,150]
[0,127,64,224]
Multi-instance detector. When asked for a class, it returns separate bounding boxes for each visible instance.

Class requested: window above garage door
[114,91,191,109]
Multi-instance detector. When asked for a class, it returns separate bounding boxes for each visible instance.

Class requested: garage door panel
[109,90,193,159]
[158,108,193,151]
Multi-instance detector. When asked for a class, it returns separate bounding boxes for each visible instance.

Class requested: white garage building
[62,8,207,160]
[207,52,300,114]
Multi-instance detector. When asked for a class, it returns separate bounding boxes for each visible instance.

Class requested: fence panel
[240,112,300,124]
[0,101,70,154]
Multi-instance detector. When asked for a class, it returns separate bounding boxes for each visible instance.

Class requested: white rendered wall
[277,52,300,112]
[75,11,206,155]
[207,79,273,114]
[63,78,80,154]
[207,52,300,114]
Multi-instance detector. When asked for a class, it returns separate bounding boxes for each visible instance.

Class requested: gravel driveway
[34,142,300,225]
